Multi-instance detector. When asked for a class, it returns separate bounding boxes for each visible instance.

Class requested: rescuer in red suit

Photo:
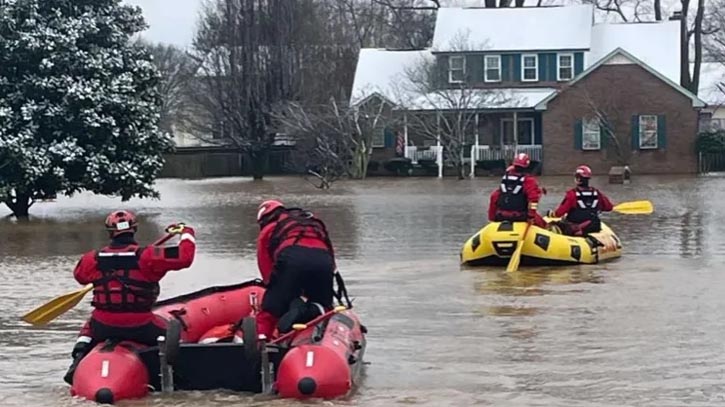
[63,210,196,384]
[550,165,614,236]
[488,153,547,228]
[255,200,337,339]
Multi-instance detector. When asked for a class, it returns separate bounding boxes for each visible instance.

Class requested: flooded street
[2,175,725,407]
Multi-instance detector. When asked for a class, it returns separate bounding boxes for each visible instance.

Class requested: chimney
[669,10,683,21]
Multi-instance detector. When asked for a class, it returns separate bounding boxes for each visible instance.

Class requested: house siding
[542,63,699,175]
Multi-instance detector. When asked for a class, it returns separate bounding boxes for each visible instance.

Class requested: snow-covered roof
[350,49,433,106]
[697,62,725,106]
[403,88,556,111]
[588,21,680,83]
[431,5,594,52]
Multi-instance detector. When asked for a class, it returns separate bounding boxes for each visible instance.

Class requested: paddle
[612,200,653,215]
[21,225,186,326]
[506,221,531,273]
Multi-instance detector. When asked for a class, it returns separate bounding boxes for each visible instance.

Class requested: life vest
[567,187,600,225]
[494,173,528,221]
[91,245,160,313]
[268,208,334,258]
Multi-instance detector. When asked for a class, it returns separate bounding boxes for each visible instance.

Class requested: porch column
[403,113,409,159]
[512,111,518,161]
[471,113,480,178]
[436,112,442,178]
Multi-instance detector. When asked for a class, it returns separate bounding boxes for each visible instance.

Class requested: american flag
[395,131,404,157]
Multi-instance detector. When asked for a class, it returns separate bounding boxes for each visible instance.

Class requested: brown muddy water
[1,175,725,407]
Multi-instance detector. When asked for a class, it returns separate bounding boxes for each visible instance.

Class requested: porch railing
[405,146,442,164]
[471,145,542,162]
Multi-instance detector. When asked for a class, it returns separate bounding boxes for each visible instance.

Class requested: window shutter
[599,125,607,149]
[631,115,640,150]
[574,119,583,150]
[501,55,510,82]
[657,115,666,149]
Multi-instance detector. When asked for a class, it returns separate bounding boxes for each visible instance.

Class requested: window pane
[559,55,572,67]
[583,132,600,150]
[523,56,536,68]
[517,120,533,145]
[523,68,536,80]
[485,56,499,68]
[559,67,573,80]
[450,57,464,69]
[451,69,464,82]
[639,115,658,149]
[486,68,500,81]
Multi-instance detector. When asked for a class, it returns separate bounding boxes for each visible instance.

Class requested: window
[582,117,601,150]
[448,56,465,84]
[558,53,574,81]
[521,54,538,82]
[484,55,501,82]
[501,118,535,146]
[372,127,385,147]
[638,115,658,149]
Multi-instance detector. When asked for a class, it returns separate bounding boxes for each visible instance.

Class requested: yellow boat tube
[460,219,622,267]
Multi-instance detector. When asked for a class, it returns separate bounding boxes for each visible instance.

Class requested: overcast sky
[123,0,682,48]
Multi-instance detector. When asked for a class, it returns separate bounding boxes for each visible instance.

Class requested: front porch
[397,110,544,177]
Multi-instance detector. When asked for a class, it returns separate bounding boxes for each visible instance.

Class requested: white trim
[557,53,574,81]
[97,251,136,257]
[521,54,538,82]
[500,117,536,146]
[484,55,501,83]
[180,233,196,243]
[638,114,659,150]
[76,336,93,344]
[535,47,706,110]
[448,55,465,84]
[581,117,601,150]
[101,360,110,378]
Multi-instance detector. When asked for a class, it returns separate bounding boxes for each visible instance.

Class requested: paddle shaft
[268,307,340,345]
[506,220,531,273]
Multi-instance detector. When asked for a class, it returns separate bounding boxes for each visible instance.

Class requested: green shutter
[501,55,510,82]
[538,53,547,82]
[574,53,584,75]
[599,125,607,149]
[547,53,557,82]
[513,54,521,82]
[657,115,666,149]
[574,119,583,150]
[631,115,640,150]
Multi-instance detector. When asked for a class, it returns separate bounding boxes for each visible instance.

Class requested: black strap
[333,271,353,309]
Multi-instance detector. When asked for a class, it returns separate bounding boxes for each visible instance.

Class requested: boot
[277,299,324,334]
[63,342,91,385]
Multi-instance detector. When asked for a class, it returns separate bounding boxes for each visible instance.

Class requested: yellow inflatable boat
[460,219,622,267]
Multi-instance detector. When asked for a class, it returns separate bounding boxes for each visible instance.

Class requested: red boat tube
[69,281,265,404]
[275,309,367,399]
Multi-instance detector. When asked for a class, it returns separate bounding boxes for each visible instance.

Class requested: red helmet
[506,165,515,173]
[257,199,284,224]
[105,210,138,237]
[512,153,531,168]
[575,165,592,179]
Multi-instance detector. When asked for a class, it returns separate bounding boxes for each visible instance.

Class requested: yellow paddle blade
[613,200,653,215]
[506,223,530,273]
[21,284,93,326]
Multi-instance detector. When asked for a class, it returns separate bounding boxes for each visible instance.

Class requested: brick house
[350,4,706,175]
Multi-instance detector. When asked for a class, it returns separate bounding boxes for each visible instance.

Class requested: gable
[536,48,705,110]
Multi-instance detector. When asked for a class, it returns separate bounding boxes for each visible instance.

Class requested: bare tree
[395,38,515,179]
[273,95,393,187]
[142,41,198,137]
[185,0,310,179]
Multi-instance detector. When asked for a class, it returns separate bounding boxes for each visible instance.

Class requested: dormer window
[522,54,538,82]
[484,55,501,82]
[448,55,465,83]
[558,53,574,81]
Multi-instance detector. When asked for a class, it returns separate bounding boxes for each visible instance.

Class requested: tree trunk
[680,0,691,90]
[691,0,706,94]
[654,0,662,20]
[5,193,32,219]
[250,150,268,180]
[485,0,496,7]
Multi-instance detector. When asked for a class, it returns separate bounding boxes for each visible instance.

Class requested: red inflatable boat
[68,279,367,404]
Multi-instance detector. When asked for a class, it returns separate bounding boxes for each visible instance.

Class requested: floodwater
[2,174,725,407]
